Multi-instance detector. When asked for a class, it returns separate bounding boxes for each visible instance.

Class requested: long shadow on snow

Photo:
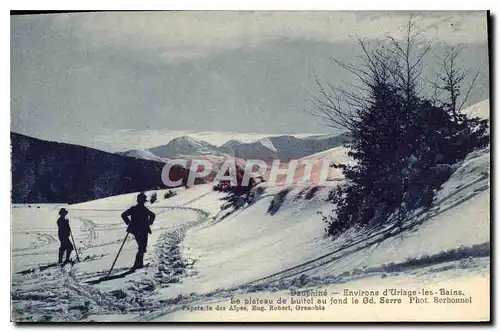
[267,188,291,215]
[250,183,490,285]
[86,268,137,285]
[16,255,103,275]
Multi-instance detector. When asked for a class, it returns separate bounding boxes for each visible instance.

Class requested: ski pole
[106,232,129,277]
[69,228,80,262]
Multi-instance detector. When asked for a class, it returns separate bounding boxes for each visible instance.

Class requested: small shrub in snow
[149,192,157,204]
[214,176,264,215]
[267,188,291,215]
[164,190,177,199]
[305,186,321,200]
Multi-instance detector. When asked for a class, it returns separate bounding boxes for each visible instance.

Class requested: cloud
[43,11,488,62]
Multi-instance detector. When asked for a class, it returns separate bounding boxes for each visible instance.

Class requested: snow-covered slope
[117,149,166,162]
[154,143,490,321]
[11,144,490,322]
[463,99,490,120]
[229,138,278,161]
[11,100,490,322]
[220,139,246,149]
[269,133,350,160]
[148,136,232,159]
[226,132,351,162]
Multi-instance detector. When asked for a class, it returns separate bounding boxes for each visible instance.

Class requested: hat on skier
[137,193,147,203]
[59,208,68,216]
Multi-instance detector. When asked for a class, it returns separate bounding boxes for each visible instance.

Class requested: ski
[61,259,75,267]
[85,264,151,285]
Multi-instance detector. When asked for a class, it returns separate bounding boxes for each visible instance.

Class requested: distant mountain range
[11,133,188,203]
[119,132,351,162]
[10,131,351,203]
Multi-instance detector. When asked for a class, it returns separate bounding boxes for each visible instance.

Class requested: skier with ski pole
[57,208,75,264]
[120,193,156,270]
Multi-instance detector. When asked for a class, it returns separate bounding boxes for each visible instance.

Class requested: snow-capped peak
[148,135,231,159]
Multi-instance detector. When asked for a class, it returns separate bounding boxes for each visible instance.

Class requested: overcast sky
[11,11,489,151]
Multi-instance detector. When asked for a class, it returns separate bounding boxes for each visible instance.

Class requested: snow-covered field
[10,101,490,322]
[11,145,490,322]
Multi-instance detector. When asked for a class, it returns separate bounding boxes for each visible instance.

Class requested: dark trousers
[133,232,148,268]
[58,236,73,263]
[134,232,148,253]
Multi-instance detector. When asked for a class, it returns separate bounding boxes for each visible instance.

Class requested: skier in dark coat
[121,193,156,269]
[57,208,74,264]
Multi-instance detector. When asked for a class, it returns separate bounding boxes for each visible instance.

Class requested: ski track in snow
[12,232,57,253]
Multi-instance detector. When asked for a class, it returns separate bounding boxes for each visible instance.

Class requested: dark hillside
[11,132,185,203]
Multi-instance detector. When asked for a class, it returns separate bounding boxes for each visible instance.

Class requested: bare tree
[385,18,433,103]
[433,44,480,119]
[309,18,432,131]
[309,36,399,132]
